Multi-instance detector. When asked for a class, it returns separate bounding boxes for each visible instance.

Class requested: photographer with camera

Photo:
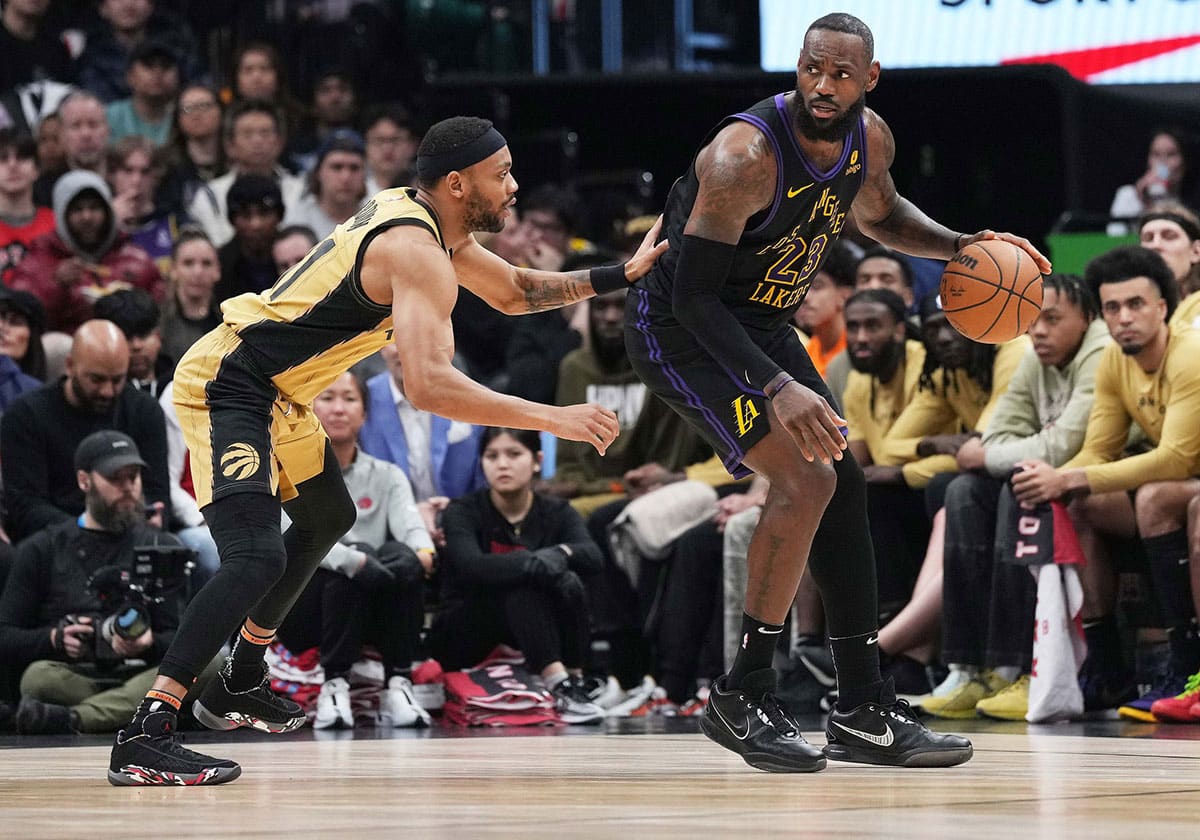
[0,431,200,735]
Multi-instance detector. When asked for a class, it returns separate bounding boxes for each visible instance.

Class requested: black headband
[1140,211,1200,243]
[416,127,507,182]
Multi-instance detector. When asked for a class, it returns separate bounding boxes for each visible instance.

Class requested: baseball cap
[129,39,179,68]
[74,430,147,477]
[227,174,284,222]
[314,128,365,167]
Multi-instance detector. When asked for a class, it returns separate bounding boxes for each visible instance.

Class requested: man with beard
[1,320,169,543]
[0,431,193,735]
[627,12,1050,772]
[923,274,1107,721]
[107,115,666,786]
[1010,246,1200,723]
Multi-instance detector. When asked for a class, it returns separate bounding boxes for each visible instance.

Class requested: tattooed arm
[853,108,1051,271]
[451,218,667,314]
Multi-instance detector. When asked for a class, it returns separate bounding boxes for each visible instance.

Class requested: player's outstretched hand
[958,229,1053,275]
[772,382,847,464]
[553,403,620,455]
[624,215,669,283]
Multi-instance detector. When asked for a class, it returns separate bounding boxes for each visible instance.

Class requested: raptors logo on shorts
[221,443,261,480]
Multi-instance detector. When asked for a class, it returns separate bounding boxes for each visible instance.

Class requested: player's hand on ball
[958,229,1052,275]
[556,403,620,455]
[772,383,848,464]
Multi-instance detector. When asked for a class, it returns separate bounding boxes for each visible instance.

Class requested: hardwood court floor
[2,718,1200,838]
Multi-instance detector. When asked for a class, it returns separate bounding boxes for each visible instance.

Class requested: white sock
[544,670,569,690]
[993,666,1021,683]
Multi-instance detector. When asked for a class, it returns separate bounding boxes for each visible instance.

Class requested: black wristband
[590,263,628,294]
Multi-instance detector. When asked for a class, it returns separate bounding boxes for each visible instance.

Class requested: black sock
[228,624,274,690]
[830,629,883,711]
[1083,615,1125,673]
[1143,530,1200,674]
[728,612,785,691]
[128,688,182,735]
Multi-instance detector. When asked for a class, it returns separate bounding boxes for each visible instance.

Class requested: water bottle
[1147,162,1170,201]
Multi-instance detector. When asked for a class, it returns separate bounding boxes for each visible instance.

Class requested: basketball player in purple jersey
[627,13,1052,770]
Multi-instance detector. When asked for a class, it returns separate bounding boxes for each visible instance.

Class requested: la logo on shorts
[732,395,759,438]
[221,443,261,480]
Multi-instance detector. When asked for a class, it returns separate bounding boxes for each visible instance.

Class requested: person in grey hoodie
[9,170,162,333]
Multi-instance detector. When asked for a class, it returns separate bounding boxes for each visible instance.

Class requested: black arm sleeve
[439,500,536,587]
[0,534,59,666]
[672,234,785,391]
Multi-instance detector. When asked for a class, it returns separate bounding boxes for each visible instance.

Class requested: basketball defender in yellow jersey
[108,117,667,786]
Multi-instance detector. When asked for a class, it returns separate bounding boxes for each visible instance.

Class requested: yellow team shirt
[217,188,441,406]
[879,336,1029,487]
[1170,290,1200,332]
[843,340,926,464]
[1064,328,1200,493]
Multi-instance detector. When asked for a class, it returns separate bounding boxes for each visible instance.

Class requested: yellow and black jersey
[215,187,443,406]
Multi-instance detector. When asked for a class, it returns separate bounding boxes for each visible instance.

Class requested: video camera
[77,544,193,664]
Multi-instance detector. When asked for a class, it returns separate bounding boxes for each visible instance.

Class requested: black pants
[942,473,1036,669]
[158,441,356,686]
[276,549,425,677]
[428,584,588,674]
[652,520,725,704]
[866,482,931,618]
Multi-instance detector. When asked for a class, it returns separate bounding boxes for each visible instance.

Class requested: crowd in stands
[2,1,1200,737]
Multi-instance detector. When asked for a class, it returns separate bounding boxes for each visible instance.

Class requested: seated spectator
[283,129,367,239]
[0,431,203,735]
[158,226,221,365]
[1137,204,1200,331]
[361,103,419,193]
[105,39,180,147]
[105,136,182,275]
[793,240,856,403]
[1010,246,1200,721]
[0,287,47,394]
[32,92,110,208]
[430,427,605,723]
[276,372,435,730]
[77,0,201,103]
[0,0,75,92]
[359,343,484,506]
[187,99,305,248]
[212,175,284,302]
[855,245,916,312]
[271,224,318,276]
[35,113,65,178]
[924,274,1108,721]
[11,171,164,334]
[93,288,172,396]
[156,84,225,216]
[1109,128,1199,235]
[288,68,359,173]
[1,320,169,543]
[224,42,304,143]
[0,128,55,283]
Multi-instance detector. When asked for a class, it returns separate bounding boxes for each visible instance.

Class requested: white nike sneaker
[314,677,354,730]
[379,675,431,728]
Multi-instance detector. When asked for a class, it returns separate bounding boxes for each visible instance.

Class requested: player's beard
[795,93,866,143]
[850,337,901,376]
[463,191,506,233]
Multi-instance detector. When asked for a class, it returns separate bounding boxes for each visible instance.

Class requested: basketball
[939,239,1043,343]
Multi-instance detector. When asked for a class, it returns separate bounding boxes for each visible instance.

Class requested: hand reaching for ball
[957,230,1052,276]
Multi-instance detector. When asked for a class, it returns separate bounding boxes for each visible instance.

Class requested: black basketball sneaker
[108,708,241,786]
[824,677,974,767]
[700,669,827,773]
[193,659,306,733]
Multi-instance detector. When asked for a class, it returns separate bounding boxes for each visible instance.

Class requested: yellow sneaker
[975,674,1030,721]
[922,670,1011,719]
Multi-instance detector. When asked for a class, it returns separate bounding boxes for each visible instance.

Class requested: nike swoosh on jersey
[710,700,751,740]
[757,627,784,634]
[787,184,814,198]
[867,635,878,645]
[832,720,894,747]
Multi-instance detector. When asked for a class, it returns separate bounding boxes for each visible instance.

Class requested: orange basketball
[939,239,1043,344]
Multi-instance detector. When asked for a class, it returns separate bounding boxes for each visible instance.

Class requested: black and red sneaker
[108,709,241,787]
[192,659,305,734]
